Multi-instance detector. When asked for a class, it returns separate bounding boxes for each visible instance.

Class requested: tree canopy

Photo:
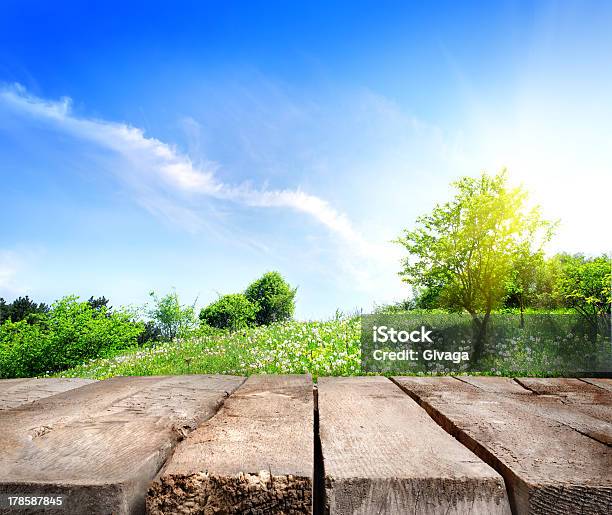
[554,254,611,334]
[245,271,296,325]
[396,170,556,359]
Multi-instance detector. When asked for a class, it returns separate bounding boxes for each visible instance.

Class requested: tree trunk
[471,311,490,367]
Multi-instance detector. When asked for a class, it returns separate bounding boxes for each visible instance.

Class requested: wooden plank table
[0,375,243,514]
[393,376,612,515]
[318,376,511,514]
[1,375,609,514]
[147,374,313,514]
[0,378,96,410]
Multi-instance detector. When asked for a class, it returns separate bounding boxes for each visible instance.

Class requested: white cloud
[0,84,367,246]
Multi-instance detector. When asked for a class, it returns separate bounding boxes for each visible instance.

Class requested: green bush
[137,320,163,345]
[0,296,143,378]
[199,293,257,331]
[555,254,611,334]
[147,291,197,340]
[245,271,296,325]
[0,320,50,378]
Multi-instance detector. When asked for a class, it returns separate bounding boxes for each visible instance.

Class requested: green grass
[56,318,361,379]
[55,314,610,380]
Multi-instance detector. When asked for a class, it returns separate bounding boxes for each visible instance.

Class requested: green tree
[555,254,611,335]
[396,170,555,362]
[0,296,49,324]
[147,290,196,340]
[532,254,566,309]
[413,280,446,310]
[87,296,111,312]
[200,293,258,331]
[245,271,296,325]
[504,246,546,326]
[0,298,9,324]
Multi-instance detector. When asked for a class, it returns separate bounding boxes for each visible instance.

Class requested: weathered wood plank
[0,378,96,410]
[393,376,612,515]
[516,377,612,426]
[455,376,532,395]
[516,377,607,396]
[456,377,612,442]
[147,374,313,514]
[582,377,612,393]
[0,374,244,514]
[318,376,511,514]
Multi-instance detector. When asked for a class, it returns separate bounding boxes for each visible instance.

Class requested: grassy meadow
[54,311,609,380]
[56,318,361,380]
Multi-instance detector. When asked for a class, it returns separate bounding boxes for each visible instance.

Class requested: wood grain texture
[461,377,612,444]
[147,374,313,514]
[454,376,532,395]
[581,378,612,393]
[0,378,96,410]
[318,376,511,515]
[516,377,612,429]
[0,374,244,515]
[393,376,612,515]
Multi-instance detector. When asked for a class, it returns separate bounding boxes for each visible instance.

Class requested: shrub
[555,254,611,335]
[0,320,50,378]
[137,320,163,346]
[147,291,197,340]
[199,294,257,331]
[245,271,296,325]
[0,296,143,378]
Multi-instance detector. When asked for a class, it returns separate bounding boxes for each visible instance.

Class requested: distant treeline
[0,296,110,325]
[384,253,611,334]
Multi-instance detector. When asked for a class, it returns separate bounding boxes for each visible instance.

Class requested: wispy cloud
[0,84,365,247]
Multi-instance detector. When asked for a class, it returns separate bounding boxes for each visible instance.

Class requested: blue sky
[0,1,610,318]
